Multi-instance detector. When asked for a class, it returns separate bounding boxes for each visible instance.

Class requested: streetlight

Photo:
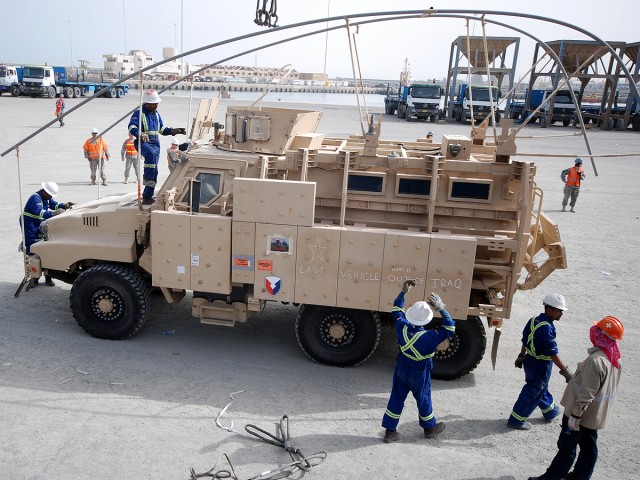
[68,20,73,67]
[323,0,330,82]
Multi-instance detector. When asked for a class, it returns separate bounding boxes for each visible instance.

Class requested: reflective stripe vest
[526,316,552,360]
[125,140,137,156]
[83,137,108,160]
[400,325,434,361]
[565,166,583,187]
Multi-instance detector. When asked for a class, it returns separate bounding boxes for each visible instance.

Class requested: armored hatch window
[448,177,493,203]
[181,172,222,206]
[347,172,385,195]
[396,174,431,198]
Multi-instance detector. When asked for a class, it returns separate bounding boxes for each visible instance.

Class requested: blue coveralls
[20,190,62,254]
[509,313,560,427]
[381,291,455,431]
[128,105,173,200]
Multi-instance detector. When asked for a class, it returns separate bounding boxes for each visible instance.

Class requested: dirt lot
[1,94,638,479]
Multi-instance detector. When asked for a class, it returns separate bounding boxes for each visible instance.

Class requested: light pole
[323,0,330,82]
[174,23,177,48]
[68,20,73,67]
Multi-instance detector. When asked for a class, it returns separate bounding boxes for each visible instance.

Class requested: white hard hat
[543,293,567,311]
[171,138,179,145]
[405,301,434,326]
[41,181,59,197]
[91,128,99,134]
[142,88,161,103]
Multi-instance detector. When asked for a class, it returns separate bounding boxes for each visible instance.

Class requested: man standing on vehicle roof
[561,158,585,213]
[128,89,185,205]
[508,293,573,430]
[19,182,74,287]
[381,280,454,443]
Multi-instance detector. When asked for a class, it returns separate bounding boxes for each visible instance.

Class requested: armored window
[347,173,385,194]
[396,175,431,198]
[448,177,493,203]
[181,172,222,206]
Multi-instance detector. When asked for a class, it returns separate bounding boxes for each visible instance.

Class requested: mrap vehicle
[26,105,566,379]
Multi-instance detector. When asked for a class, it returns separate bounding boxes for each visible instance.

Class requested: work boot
[124,177,128,184]
[570,207,575,213]
[507,420,532,431]
[424,422,446,438]
[527,474,551,480]
[544,409,560,423]
[29,278,39,288]
[562,206,566,212]
[102,180,107,186]
[44,276,55,287]
[91,180,96,185]
[383,429,398,443]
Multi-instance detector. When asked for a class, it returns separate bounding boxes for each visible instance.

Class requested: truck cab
[453,84,502,124]
[525,89,580,127]
[21,65,57,98]
[0,64,22,97]
[398,83,443,122]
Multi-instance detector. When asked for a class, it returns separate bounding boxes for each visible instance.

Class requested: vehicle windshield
[554,93,573,104]
[412,85,441,99]
[467,88,499,102]
[22,67,45,79]
[0,70,6,78]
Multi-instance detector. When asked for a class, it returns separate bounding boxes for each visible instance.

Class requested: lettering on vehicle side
[339,269,381,281]
[387,275,425,284]
[430,278,464,289]
[299,265,326,275]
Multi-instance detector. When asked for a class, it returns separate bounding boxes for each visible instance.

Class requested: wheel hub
[434,334,460,360]
[328,323,346,339]
[90,288,124,322]
[319,314,354,349]
[98,297,114,313]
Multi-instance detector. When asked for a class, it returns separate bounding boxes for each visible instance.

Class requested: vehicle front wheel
[429,315,487,380]
[295,305,381,367]
[11,85,21,97]
[70,264,150,340]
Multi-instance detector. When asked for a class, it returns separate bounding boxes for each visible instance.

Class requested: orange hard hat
[594,316,624,340]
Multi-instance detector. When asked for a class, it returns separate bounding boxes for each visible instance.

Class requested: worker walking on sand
[508,293,573,430]
[83,128,110,186]
[55,94,65,127]
[381,280,454,442]
[561,157,585,213]
[128,89,185,204]
[121,133,139,184]
[528,316,624,480]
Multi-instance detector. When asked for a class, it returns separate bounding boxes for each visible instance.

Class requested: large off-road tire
[430,315,486,380]
[70,264,150,340]
[295,305,381,367]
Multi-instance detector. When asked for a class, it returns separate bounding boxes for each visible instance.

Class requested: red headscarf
[590,325,621,368]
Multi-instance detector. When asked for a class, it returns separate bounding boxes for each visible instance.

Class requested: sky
[2,1,638,82]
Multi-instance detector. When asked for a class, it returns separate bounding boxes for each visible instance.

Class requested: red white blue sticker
[265,276,281,295]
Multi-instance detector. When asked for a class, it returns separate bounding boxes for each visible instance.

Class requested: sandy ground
[0,93,639,480]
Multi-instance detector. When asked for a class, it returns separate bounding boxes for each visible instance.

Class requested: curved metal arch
[3,9,637,158]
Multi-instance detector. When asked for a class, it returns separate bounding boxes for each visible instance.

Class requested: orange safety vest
[55,98,64,114]
[125,140,137,156]
[566,166,583,187]
[83,137,108,160]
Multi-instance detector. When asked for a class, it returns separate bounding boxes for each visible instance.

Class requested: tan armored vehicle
[27,104,566,379]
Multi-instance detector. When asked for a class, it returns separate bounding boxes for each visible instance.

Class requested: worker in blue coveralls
[19,182,74,287]
[508,293,573,430]
[381,280,454,443]
[128,89,185,205]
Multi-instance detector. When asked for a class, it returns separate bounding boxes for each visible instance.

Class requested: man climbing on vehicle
[381,280,454,442]
[128,89,185,205]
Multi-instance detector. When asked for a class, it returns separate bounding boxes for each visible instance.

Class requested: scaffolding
[526,39,638,130]
[444,36,520,121]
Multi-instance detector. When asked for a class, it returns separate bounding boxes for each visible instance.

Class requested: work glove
[559,367,573,383]
[401,279,416,293]
[63,202,75,210]
[51,208,64,216]
[568,415,581,432]
[139,133,150,143]
[427,292,446,311]
[514,354,525,369]
[171,127,186,135]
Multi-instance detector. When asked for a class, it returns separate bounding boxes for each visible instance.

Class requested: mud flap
[491,327,501,370]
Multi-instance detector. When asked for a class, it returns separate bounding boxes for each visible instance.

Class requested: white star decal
[309,239,327,261]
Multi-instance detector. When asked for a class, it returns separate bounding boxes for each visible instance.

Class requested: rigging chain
[254,0,278,27]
